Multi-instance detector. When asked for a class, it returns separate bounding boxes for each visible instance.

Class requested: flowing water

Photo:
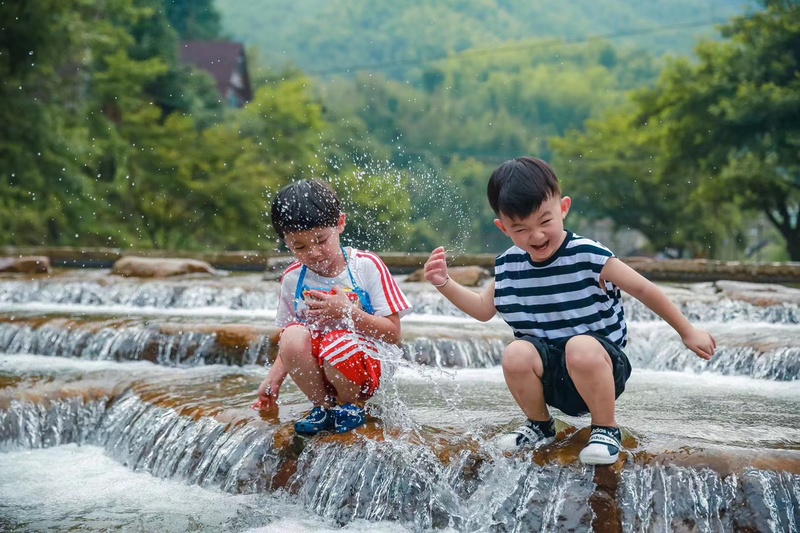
[0,271,799,532]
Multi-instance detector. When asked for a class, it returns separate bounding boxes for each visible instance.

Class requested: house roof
[180,41,252,103]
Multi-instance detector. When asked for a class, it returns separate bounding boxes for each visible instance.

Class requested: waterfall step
[2,315,800,378]
[2,355,799,531]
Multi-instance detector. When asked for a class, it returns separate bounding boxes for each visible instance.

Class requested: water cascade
[1,271,798,531]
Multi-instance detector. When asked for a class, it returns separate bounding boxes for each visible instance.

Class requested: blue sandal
[294,406,335,435]
[334,403,366,433]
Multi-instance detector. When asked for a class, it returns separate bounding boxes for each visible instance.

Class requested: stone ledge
[2,246,799,282]
[623,257,800,283]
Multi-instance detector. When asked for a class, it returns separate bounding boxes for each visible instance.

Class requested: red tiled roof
[180,41,252,103]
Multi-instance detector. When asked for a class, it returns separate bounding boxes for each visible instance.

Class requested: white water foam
[0,444,416,532]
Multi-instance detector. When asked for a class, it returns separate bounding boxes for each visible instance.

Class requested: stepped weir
[0,270,799,531]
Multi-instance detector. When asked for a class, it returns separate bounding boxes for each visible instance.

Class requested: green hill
[216,0,754,76]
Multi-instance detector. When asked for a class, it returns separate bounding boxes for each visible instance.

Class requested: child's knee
[278,325,313,359]
[502,340,543,376]
[565,336,610,372]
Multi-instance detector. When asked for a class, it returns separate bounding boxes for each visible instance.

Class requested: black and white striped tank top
[494,231,627,347]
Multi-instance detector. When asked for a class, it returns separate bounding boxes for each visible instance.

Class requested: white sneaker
[495,418,555,452]
[579,426,622,465]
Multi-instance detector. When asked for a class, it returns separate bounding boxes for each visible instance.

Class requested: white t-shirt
[275,247,412,333]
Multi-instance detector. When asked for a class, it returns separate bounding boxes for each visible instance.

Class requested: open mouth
[532,241,549,252]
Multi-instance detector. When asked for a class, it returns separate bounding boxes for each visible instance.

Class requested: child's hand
[682,327,717,360]
[305,286,353,324]
[254,376,281,411]
[424,246,449,287]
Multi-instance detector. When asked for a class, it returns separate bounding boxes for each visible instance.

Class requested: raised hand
[424,246,449,287]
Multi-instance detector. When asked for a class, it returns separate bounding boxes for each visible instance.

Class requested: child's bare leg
[322,362,362,405]
[565,335,616,426]
[502,340,549,421]
[279,325,332,408]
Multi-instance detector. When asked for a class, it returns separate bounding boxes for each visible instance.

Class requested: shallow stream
[1,272,798,532]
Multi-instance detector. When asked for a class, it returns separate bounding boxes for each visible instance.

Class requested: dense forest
[217,0,752,76]
[2,0,798,260]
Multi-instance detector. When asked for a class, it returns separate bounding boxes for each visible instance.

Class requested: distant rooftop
[180,41,252,108]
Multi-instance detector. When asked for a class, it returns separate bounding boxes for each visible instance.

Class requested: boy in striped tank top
[255,180,411,435]
[424,157,716,465]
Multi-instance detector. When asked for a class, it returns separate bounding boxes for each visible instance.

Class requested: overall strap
[293,264,308,314]
[342,247,374,315]
[342,247,358,288]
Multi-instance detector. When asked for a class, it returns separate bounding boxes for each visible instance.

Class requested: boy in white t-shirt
[255,179,411,435]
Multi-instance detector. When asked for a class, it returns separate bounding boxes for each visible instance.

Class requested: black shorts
[519,333,632,417]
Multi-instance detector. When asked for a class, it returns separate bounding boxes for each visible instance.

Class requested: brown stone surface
[0,247,121,268]
[111,256,217,277]
[0,255,51,274]
[126,249,266,270]
[0,381,117,411]
[714,280,800,306]
[624,258,800,283]
[590,465,623,533]
[7,380,800,484]
[3,246,799,281]
[636,446,800,476]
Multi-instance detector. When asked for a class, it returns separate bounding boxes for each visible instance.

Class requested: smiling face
[284,214,347,277]
[494,195,571,262]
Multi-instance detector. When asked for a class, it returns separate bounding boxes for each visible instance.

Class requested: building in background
[180,41,252,108]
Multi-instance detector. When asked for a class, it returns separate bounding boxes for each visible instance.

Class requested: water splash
[291,149,473,255]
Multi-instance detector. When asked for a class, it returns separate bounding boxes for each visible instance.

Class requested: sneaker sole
[294,429,329,436]
[579,451,619,465]
[494,435,555,453]
[294,424,334,436]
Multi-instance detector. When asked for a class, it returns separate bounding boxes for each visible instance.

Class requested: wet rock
[624,258,800,284]
[639,446,800,476]
[406,265,492,287]
[714,280,800,306]
[0,256,51,274]
[262,256,295,281]
[111,256,217,277]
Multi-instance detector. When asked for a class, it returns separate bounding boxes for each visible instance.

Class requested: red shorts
[283,328,381,400]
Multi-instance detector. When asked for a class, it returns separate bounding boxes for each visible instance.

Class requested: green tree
[129,0,225,120]
[552,1,799,260]
[646,0,800,260]
[552,112,737,257]
[0,0,154,246]
[163,0,221,40]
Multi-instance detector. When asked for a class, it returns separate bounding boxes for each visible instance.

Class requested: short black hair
[270,179,342,240]
[486,156,561,219]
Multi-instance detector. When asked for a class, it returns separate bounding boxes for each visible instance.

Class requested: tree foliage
[317,42,662,252]
[5,0,794,260]
[554,0,799,259]
[0,0,413,252]
[654,0,800,259]
[218,0,751,76]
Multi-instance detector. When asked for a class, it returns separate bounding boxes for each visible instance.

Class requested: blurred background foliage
[1,0,797,259]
